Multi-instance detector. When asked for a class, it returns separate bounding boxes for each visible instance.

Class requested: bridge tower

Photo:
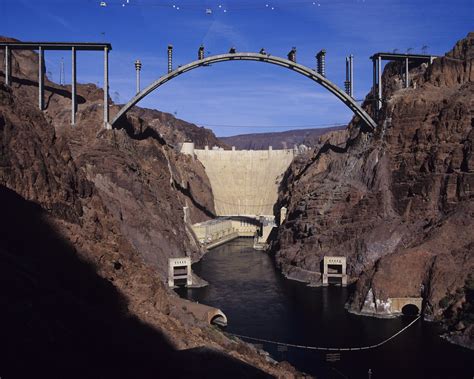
[344,55,354,98]
[287,47,297,63]
[134,59,142,94]
[167,44,173,73]
[316,49,326,77]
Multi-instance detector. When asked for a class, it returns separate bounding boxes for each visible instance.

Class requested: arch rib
[111,52,377,130]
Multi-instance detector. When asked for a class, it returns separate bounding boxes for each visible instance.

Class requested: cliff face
[273,33,474,342]
[0,37,302,377]
[0,37,217,274]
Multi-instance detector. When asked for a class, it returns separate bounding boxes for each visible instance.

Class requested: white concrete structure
[194,147,295,216]
[362,289,423,316]
[179,142,195,156]
[322,256,347,286]
[388,297,422,315]
[280,207,288,225]
[168,257,192,287]
[192,218,258,250]
[171,297,228,326]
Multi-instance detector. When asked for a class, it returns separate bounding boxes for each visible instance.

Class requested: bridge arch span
[111,52,377,130]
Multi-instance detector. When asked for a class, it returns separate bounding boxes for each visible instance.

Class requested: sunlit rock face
[272,33,474,336]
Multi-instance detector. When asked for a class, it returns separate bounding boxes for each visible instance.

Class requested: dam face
[193,147,295,217]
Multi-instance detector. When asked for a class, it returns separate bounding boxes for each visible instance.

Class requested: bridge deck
[370,52,437,62]
[0,41,112,51]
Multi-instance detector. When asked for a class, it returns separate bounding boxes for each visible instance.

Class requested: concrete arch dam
[193,147,295,217]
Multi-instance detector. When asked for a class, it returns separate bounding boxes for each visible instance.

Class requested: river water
[175,238,473,378]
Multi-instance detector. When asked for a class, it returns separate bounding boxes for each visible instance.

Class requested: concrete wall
[192,218,258,249]
[195,148,295,216]
[388,297,423,314]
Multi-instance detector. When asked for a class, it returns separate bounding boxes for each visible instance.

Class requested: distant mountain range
[218,126,346,150]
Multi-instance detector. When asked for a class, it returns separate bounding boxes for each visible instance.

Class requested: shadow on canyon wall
[0,185,271,379]
[0,72,88,106]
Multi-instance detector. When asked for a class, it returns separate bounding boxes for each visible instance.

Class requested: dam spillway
[193,146,295,217]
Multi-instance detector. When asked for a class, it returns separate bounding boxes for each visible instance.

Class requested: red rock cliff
[0,36,303,377]
[273,33,474,346]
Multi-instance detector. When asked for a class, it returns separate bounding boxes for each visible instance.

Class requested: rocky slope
[272,33,474,346]
[0,36,304,378]
[0,36,217,274]
[126,106,226,149]
[219,126,345,150]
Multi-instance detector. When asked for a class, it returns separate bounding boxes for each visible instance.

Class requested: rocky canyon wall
[0,36,302,377]
[272,33,474,346]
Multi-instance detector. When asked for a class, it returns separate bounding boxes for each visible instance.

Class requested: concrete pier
[1,41,112,127]
[135,59,142,94]
[405,57,409,88]
[372,58,377,109]
[316,49,326,77]
[377,56,382,110]
[370,52,438,112]
[349,54,354,98]
[167,45,173,73]
[4,46,10,86]
[104,46,110,128]
[71,47,76,125]
[38,46,44,110]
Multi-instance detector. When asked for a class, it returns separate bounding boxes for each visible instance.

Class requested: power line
[196,122,347,129]
[226,316,421,351]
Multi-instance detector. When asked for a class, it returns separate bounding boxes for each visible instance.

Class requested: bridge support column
[38,46,44,110]
[372,58,377,111]
[345,57,350,95]
[344,55,354,98]
[71,47,76,125]
[104,46,110,129]
[135,59,142,94]
[316,49,326,77]
[349,54,354,98]
[4,46,10,86]
[167,45,173,73]
[405,57,409,88]
[377,55,382,110]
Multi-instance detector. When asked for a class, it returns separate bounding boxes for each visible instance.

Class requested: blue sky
[1,0,473,136]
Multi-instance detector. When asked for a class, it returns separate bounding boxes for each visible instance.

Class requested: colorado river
[175,238,473,378]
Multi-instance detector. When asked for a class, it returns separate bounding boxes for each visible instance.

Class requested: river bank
[176,238,474,378]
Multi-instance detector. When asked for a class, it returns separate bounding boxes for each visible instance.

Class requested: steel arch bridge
[111,52,377,130]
